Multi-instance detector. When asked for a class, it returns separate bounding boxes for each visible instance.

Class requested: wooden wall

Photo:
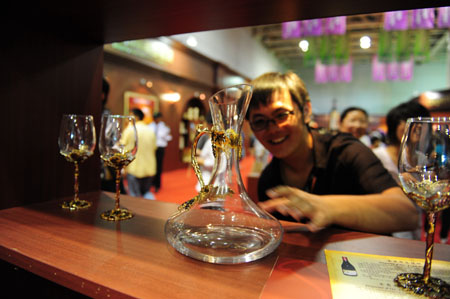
[1,30,103,209]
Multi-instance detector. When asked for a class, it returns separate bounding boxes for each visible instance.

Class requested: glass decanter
[165,84,283,264]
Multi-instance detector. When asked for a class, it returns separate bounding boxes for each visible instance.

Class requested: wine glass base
[395,273,450,298]
[100,208,134,221]
[61,200,92,211]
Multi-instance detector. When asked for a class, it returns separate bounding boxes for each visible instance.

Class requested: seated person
[246,71,418,234]
[373,101,430,184]
[373,101,430,240]
[339,106,371,147]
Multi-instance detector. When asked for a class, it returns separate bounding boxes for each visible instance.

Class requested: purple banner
[324,16,346,35]
[400,57,414,81]
[339,60,353,82]
[315,60,353,84]
[327,64,339,82]
[386,61,399,81]
[372,56,386,82]
[315,60,328,84]
[302,19,322,36]
[282,21,302,39]
[411,9,435,29]
[384,11,409,31]
[438,7,450,28]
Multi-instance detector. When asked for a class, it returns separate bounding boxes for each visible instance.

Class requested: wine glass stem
[115,167,122,210]
[73,162,80,202]
[423,211,436,284]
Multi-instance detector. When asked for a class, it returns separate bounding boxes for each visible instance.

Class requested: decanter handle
[191,124,211,190]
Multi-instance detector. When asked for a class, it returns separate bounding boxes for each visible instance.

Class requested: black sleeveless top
[257,129,397,221]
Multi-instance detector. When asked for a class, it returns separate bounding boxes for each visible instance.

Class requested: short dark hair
[153,111,162,119]
[340,107,368,123]
[132,108,144,121]
[247,71,310,119]
[386,101,430,145]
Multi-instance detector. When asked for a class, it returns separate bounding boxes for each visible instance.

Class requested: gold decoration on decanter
[178,125,238,212]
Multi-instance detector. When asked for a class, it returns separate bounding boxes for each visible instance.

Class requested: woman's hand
[258,186,418,234]
[258,186,333,232]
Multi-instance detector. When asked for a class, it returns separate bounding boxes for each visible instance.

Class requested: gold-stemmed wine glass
[99,114,137,221]
[58,114,96,210]
[394,117,450,297]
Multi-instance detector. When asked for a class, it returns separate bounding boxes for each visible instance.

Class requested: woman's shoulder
[312,129,365,151]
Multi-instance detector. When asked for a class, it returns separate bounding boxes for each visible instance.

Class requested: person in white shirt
[148,112,172,192]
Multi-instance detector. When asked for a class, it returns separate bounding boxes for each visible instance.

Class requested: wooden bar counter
[0,192,449,298]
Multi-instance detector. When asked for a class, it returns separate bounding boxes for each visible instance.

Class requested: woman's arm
[259,186,418,234]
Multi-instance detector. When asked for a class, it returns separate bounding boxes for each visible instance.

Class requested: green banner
[413,29,430,61]
[396,30,411,62]
[378,29,393,62]
[334,34,350,64]
[302,37,317,67]
[319,36,333,64]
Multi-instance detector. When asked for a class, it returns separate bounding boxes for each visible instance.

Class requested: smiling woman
[247,71,419,235]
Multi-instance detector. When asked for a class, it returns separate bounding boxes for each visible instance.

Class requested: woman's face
[339,110,368,139]
[248,89,308,159]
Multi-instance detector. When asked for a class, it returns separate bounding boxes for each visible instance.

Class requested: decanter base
[166,224,281,264]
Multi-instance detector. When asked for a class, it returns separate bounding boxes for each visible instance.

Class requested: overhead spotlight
[186,36,198,47]
[140,78,153,89]
[161,92,181,103]
[299,40,309,52]
[360,36,371,49]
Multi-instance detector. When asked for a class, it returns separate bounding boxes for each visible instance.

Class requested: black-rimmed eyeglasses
[249,110,295,132]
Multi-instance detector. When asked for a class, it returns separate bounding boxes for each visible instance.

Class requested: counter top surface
[0,191,448,298]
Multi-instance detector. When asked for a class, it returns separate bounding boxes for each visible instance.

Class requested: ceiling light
[360,36,371,49]
[186,36,198,47]
[161,92,181,103]
[299,40,309,52]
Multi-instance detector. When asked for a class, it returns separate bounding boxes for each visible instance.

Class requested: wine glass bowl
[394,117,450,297]
[58,114,96,210]
[99,114,137,221]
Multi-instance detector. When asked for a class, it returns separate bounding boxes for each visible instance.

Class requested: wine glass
[99,114,137,221]
[58,114,96,210]
[394,117,450,297]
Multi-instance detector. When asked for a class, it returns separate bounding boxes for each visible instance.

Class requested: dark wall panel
[1,31,103,209]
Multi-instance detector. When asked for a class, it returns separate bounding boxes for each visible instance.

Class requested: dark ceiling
[3,0,447,44]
